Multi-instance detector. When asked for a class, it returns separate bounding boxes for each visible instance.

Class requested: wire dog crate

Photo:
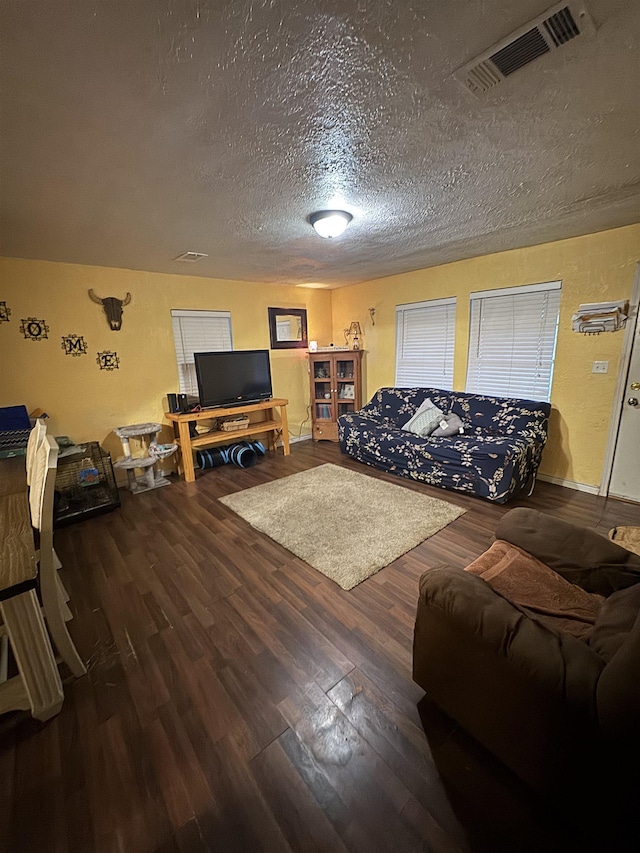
[53,441,120,527]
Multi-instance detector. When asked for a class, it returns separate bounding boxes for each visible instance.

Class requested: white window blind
[395,298,456,389]
[171,310,232,396]
[466,281,561,401]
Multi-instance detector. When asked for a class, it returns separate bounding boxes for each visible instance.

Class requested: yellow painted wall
[2,224,639,489]
[331,224,640,488]
[0,257,331,470]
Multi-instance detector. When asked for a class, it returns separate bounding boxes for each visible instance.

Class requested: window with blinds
[395,298,456,389]
[466,281,561,401]
[171,310,232,397]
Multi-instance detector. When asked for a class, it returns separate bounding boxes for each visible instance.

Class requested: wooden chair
[0,474,63,721]
[30,435,86,677]
[25,418,47,487]
[25,420,67,593]
[0,587,64,721]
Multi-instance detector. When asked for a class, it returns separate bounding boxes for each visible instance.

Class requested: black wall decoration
[96,350,120,371]
[88,289,131,331]
[0,302,11,322]
[20,317,49,340]
[61,334,88,357]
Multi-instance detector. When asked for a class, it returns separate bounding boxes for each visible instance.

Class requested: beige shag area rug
[219,463,465,590]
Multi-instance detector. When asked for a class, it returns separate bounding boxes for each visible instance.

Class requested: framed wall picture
[268,307,308,350]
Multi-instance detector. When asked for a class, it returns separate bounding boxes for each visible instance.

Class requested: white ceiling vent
[174,251,209,262]
[455,2,596,96]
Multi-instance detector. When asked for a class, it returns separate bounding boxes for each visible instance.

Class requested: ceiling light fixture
[309,210,353,239]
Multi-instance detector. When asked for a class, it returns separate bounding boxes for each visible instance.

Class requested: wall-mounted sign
[20,317,49,340]
[61,334,88,357]
[96,350,120,371]
[88,289,131,331]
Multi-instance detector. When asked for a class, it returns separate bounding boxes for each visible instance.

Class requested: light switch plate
[592,361,609,374]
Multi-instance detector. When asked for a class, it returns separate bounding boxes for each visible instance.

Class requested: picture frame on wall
[268,307,308,350]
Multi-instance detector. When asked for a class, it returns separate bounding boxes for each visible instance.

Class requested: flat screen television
[194,349,273,408]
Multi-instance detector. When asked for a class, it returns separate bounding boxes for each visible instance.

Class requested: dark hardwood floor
[2,441,640,853]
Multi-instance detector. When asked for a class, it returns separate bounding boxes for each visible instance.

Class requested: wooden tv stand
[166,398,289,483]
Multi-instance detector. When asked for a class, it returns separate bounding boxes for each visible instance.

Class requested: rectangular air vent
[490,27,551,77]
[174,251,209,262]
[544,6,581,45]
[454,1,595,95]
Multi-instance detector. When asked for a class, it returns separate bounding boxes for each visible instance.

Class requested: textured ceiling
[0,0,639,287]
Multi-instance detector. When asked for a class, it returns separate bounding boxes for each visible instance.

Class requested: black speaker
[178,393,189,413]
[167,393,179,413]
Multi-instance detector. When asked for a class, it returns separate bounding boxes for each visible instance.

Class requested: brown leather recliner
[413,508,640,797]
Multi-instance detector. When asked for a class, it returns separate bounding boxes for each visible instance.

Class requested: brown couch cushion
[590,583,640,662]
[414,565,605,792]
[495,508,640,596]
[465,540,604,640]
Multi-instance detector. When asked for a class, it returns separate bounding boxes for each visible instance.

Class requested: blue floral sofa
[338,387,551,503]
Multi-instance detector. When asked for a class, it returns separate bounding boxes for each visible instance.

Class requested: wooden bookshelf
[309,351,363,442]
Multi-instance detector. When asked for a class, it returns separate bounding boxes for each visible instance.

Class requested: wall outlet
[592,361,609,374]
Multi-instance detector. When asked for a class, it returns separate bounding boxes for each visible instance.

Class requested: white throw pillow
[402,398,445,437]
[401,397,434,429]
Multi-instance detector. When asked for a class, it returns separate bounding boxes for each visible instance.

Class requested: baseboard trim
[537,473,599,495]
[289,433,312,445]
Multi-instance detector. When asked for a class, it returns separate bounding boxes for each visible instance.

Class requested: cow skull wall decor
[88,289,132,331]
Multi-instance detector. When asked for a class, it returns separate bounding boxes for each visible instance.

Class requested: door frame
[600,262,640,496]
